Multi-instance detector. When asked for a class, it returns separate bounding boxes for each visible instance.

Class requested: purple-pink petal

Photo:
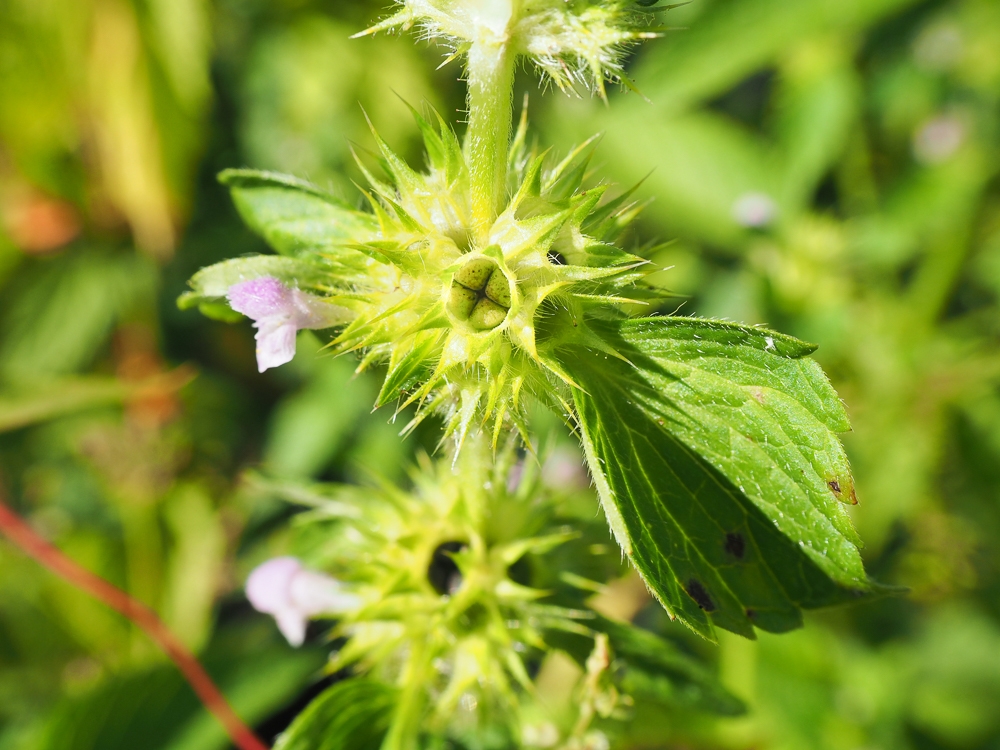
[227,276,294,320]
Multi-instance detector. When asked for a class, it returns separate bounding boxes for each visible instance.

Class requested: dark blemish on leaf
[745,608,757,621]
[828,478,859,505]
[724,532,746,559]
[685,579,715,612]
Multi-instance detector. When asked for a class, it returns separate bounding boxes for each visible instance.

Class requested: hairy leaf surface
[219,169,378,257]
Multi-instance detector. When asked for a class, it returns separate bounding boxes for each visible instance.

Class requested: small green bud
[448,253,513,331]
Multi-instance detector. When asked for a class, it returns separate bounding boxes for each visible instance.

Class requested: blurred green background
[1,0,1000,748]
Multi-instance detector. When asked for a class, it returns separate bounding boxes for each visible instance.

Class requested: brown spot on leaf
[685,580,715,612]
[745,608,757,621]
[724,532,746,559]
[828,477,859,505]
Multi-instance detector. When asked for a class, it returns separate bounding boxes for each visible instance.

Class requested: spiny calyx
[180,107,650,447]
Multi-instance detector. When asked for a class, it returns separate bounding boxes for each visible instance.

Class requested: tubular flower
[227,277,349,372]
[183,109,651,448]
[246,556,361,646]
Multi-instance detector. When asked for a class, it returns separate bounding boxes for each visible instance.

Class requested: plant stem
[382,637,431,750]
[464,37,516,240]
[0,489,269,750]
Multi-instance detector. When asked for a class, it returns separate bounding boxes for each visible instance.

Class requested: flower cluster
[184,109,650,448]
[359,0,662,96]
[246,440,635,745]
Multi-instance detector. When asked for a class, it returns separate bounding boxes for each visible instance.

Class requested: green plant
[174,1,896,746]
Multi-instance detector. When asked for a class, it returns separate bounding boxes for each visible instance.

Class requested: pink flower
[226,277,347,372]
[245,557,360,647]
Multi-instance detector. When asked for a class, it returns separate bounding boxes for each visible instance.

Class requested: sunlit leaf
[560,317,888,639]
[220,169,378,258]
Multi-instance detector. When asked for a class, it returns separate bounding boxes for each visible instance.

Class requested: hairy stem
[464,38,516,239]
[0,489,269,750]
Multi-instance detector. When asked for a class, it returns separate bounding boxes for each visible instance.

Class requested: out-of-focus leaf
[263,355,378,479]
[0,251,157,382]
[0,369,194,433]
[160,483,226,651]
[559,317,885,639]
[273,679,397,750]
[546,108,777,245]
[31,642,321,750]
[163,646,325,750]
[774,43,860,212]
[220,169,378,258]
[634,0,921,111]
[239,16,440,194]
[545,615,745,715]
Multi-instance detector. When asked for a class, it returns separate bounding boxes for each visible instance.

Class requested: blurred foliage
[0,0,999,748]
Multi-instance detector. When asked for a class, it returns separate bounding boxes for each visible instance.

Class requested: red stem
[0,493,269,750]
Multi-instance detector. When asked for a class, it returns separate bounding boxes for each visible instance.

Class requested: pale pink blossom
[245,556,359,646]
[227,277,346,372]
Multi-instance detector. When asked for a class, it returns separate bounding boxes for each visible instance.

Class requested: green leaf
[263,355,379,479]
[177,255,332,311]
[0,371,194,433]
[559,316,887,639]
[545,616,745,715]
[219,169,378,257]
[34,642,323,750]
[273,679,397,750]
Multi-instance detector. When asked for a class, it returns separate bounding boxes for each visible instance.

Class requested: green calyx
[446,253,514,330]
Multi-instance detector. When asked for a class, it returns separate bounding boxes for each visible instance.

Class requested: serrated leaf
[178,255,332,310]
[545,615,745,715]
[274,679,397,750]
[558,316,887,639]
[219,169,378,257]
